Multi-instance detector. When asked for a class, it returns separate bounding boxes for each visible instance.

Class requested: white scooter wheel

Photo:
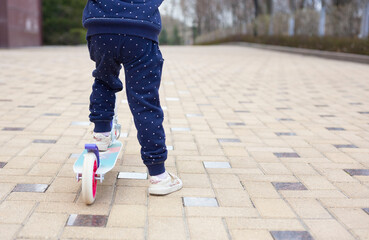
[82,152,98,205]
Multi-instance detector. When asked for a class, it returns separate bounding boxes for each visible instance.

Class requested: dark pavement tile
[272,182,307,191]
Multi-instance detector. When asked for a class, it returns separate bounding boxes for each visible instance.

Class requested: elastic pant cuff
[93,121,111,132]
[146,162,165,176]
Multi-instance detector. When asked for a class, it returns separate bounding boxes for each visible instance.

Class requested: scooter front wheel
[81,152,97,204]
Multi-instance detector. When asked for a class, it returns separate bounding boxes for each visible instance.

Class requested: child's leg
[87,34,123,133]
[121,36,167,176]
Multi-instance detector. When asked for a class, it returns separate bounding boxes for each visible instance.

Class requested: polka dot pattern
[88,34,167,169]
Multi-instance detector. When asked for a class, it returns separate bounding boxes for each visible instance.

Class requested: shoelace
[150,178,161,184]
[93,136,102,141]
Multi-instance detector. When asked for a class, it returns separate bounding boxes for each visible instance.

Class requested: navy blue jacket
[83,0,164,42]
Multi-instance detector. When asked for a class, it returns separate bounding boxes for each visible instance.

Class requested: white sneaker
[148,172,183,195]
[92,132,112,151]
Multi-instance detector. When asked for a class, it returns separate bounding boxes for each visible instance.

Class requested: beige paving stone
[36,202,109,215]
[264,138,291,148]
[206,167,263,175]
[304,219,355,240]
[28,162,62,176]
[242,181,280,198]
[177,160,205,173]
[114,186,147,205]
[57,136,81,145]
[61,227,144,239]
[330,208,369,229]
[222,146,249,156]
[57,163,76,178]
[116,178,149,187]
[180,173,211,188]
[4,136,33,148]
[167,187,215,197]
[195,139,220,147]
[107,205,146,227]
[47,177,81,193]
[286,198,331,219]
[356,175,369,182]
[99,171,118,186]
[230,229,274,240]
[324,152,357,163]
[284,157,331,164]
[284,139,311,148]
[341,148,369,154]
[2,44,369,240]
[186,206,258,217]
[319,168,358,183]
[0,201,35,224]
[0,168,29,176]
[0,224,21,240]
[226,218,305,230]
[334,182,369,198]
[259,162,292,175]
[228,156,259,168]
[7,192,75,202]
[121,155,146,166]
[250,152,280,163]
[187,217,229,240]
[198,145,225,156]
[0,183,15,201]
[177,155,228,162]
[77,185,114,204]
[18,212,68,239]
[114,165,148,173]
[319,198,369,208]
[42,127,68,136]
[148,197,183,216]
[312,162,363,169]
[215,188,253,207]
[298,175,336,190]
[18,145,50,157]
[174,141,198,150]
[348,152,369,164]
[294,147,325,158]
[209,174,243,189]
[253,198,296,218]
[213,128,234,135]
[4,156,38,169]
[170,149,199,156]
[283,162,318,175]
[39,151,71,163]
[352,229,369,240]
[280,189,347,198]
[312,143,341,153]
[0,147,23,157]
[238,174,298,182]
[247,147,295,153]
[0,156,11,162]
[148,217,186,240]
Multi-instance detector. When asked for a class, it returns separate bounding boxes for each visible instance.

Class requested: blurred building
[0,0,42,48]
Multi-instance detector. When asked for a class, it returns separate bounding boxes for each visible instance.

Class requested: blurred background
[0,0,368,55]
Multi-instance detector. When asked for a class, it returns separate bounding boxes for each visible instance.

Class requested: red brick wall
[0,0,9,47]
[0,0,42,48]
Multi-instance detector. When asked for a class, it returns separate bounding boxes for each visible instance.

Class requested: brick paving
[0,45,369,239]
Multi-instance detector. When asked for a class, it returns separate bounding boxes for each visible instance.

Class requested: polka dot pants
[87,34,167,175]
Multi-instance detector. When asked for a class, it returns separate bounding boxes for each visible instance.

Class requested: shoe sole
[94,143,110,151]
[148,181,183,195]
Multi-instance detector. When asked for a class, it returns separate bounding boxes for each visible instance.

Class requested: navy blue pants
[87,34,167,176]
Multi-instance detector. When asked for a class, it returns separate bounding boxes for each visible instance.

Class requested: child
[82,0,182,195]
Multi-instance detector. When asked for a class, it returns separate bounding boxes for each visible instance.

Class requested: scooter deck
[73,141,122,175]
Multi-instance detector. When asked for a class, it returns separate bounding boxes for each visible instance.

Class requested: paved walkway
[0,45,369,240]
